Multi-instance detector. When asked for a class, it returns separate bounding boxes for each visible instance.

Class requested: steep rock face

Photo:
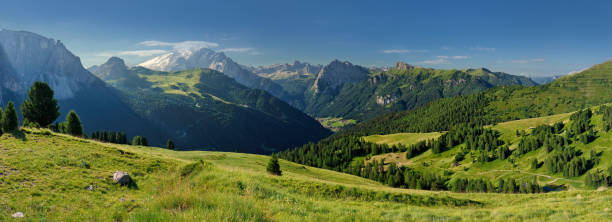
[250,60,322,78]
[139,48,286,98]
[311,60,369,93]
[0,30,96,99]
[0,30,166,145]
[393,61,414,71]
[90,57,130,81]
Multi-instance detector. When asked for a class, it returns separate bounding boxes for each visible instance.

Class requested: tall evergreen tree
[65,110,84,136]
[20,82,60,127]
[266,155,282,176]
[166,139,175,150]
[1,102,19,132]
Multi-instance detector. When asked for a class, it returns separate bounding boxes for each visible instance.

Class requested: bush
[266,156,282,176]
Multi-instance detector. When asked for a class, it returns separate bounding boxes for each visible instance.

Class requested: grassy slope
[364,132,442,146]
[0,129,610,221]
[367,106,611,190]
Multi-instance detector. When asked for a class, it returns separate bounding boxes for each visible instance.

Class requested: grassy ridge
[365,107,611,190]
[0,129,610,221]
[364,132,442,146]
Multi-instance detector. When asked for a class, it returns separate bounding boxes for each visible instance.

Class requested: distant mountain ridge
[342,60,612,136]
[135,48,538,124]
[138,48,287,100]
[92,57,331,152]
[0,29,166,144]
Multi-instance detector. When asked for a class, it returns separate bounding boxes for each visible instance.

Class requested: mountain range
[91,57,331,153]
[0,30,329,152]
[139,51,538,122]
[0,30,166,144]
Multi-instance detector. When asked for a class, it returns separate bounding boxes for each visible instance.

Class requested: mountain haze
[93,57,331,152]
[0,30,166,144]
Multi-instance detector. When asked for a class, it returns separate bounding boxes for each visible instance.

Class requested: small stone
[120,198,126,202]
[12,212,24,218]
[87,184,94,191]
[113,171,132,185]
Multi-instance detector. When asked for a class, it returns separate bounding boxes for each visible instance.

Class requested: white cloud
[95,49,168,57]
[382,49,428,54]
[437,55,470,60]
[470,47,496,52]
[511,58,545,64]
[139,40,219,51]
[420,58,448,64]
[218,47,255,53]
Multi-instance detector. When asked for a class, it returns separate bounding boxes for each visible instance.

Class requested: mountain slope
[342,60,612,136]
[289,61,538,121]
[138,48,287,100]
[93,57,331,153]
[0,129,608,221]
[0,30,166,144]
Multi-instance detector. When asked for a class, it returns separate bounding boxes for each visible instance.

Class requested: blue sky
[1,0,611,77]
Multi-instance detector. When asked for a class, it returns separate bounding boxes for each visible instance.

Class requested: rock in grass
[113,171,132,185]
[12,212,24,218]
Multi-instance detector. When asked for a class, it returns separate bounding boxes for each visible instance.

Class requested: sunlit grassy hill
[0,128,610,221]
[363,106,611,190]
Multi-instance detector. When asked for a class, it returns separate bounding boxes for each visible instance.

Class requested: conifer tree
[266,155,282,176]
[166,139,175,150]
[20,82,60,127]
[65,110,83,136]
[531,158,539,169]
[1,102,19,132]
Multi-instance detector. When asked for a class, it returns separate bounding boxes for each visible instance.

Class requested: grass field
[0,127,610,221]
[364,132,442,146]
[366,106,612,190]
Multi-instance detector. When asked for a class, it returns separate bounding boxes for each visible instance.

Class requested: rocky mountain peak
[312,60,369,93]
[91,57,130,81]
[393,62,413,71]
[0,29,97,99]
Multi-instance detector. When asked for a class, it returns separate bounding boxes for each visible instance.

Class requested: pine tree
[166,139,175,150]
[132,136,142,145]
[20,82,60,127]
[266,155,282,176]
[531,158,539,169]
[65,110,83,136]
[1,102,19,132]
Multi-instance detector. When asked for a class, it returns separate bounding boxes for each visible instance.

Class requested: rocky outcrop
[113,171,132,185]
[0,30,97,99]
[311,60,369,93]
[250,60,322,78]
[393,62,413,71]
[90,57,130,81]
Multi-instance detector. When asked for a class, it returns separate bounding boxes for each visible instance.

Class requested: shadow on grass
[10,130,27,141]
[127,180,139,190]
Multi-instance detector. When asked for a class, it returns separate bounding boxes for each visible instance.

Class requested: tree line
[0,81,175,149]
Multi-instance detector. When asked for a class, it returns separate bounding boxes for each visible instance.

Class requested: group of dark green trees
[1,81,177,149]
[278,106,606,193]
[90,131,128,144]
[0,82,81,136]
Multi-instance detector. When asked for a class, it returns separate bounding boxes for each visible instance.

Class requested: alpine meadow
[0,1,611,221]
